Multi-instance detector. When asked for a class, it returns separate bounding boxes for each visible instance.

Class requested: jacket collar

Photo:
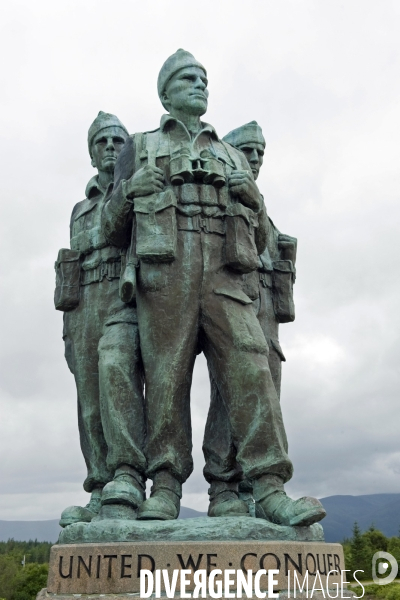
[160,114,220,143]
[85,175,106,200]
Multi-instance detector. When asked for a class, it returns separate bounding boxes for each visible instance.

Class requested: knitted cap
[87,111,128,156]
[157,49,207,102]
[223,121,265,148]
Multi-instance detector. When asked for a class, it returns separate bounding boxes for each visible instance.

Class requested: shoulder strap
[220,139,238,170]
[133,132,146,172]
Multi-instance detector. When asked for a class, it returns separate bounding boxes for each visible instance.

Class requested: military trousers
[203,280,285,484]
[136,228,293,485]
[63,276,146,493]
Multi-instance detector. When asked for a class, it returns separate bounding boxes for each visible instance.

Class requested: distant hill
[0,519,61,543]
[0,506,207,543]
[320,493,400,542]
[1,494,399,543]
[179,506,207,519]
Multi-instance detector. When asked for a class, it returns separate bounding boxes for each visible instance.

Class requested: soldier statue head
[88,111,129,174]
[223,121,265,180]
[158,49,208,130]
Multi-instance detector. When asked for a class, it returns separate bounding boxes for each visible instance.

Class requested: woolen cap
[87,111,128,156]
[157,49,207,103]
[223,121,265,148]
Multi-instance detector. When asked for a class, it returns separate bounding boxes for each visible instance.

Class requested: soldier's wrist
[121,179,135,202]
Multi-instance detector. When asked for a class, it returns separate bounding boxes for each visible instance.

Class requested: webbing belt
[81,260,121,285]
[177,213,225,235]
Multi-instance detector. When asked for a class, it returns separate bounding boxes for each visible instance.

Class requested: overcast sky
[1,0,399,521]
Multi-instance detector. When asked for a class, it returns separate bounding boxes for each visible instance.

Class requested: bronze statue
[203,121,300,520]
[101,50,326,526]
[55,112,146,526]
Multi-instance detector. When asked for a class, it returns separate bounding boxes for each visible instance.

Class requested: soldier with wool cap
[204,121,300,519]
[88,111,129,155]
[157,48,207,105]
[103,50,325,528]
[223,120,266,179]
[57,111,146,527]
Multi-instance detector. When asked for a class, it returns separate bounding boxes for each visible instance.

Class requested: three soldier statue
[55,49,326,529]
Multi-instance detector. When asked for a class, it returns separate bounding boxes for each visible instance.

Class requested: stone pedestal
[38,518,346,599]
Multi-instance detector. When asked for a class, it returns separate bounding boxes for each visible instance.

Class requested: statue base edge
[58,516,325,544]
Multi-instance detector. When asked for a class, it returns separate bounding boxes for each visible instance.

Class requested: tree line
[343,523,400,580]
[0,540,50,600]
[1,526,400,599]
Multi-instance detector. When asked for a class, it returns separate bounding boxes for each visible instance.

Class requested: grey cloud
[1,0,400,518]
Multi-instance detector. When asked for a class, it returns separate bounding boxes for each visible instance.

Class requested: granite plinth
[45,538,345,596]
[58,516,325,544]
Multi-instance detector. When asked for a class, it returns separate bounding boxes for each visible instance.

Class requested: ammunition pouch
[134,187,177,263]
[272,260,295,323]
[54,249,80,312]
[225,203,259,273]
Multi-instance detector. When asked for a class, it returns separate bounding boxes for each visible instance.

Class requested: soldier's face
[238,142,264,180]
[91,126,127,173]
[163,66,209,116]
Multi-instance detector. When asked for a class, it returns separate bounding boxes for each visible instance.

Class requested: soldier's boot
[238,479,256,518]
[59,487,103,528]
[137,470,181,521]
[208,481,250,518]
[101,465,145,509]
[253,474,326,527]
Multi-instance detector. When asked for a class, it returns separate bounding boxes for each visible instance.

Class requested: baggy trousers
[136,228,293,485]
[63,277,146,493]
[203,277,284,483]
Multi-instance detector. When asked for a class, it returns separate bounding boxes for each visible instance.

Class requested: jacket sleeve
[69,201,82,243]
[102,136,136,248]
[255,196,270,255]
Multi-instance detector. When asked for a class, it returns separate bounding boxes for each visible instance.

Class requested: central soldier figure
[103,49,325,526]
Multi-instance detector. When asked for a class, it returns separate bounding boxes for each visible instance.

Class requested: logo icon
[372,552,398,585]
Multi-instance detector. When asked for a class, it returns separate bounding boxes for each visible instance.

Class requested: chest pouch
[225,203,259,273]
[134,187,177,263]
[54,248,80,311]
[272,260,295,323]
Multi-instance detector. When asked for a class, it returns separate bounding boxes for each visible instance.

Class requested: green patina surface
[54,50,326,537]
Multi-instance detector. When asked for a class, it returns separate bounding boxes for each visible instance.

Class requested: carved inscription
[57,551,342,582]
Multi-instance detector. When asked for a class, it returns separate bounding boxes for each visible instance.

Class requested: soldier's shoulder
[70,198,86,219]
[220,140,247,166]
[128,127,160,139]
[69,198,87,229]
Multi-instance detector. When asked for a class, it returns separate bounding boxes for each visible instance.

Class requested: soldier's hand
[228,170,261,210]
[124,165,164,198]
[278,234,297,263]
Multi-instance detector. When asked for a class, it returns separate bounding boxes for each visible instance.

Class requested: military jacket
[70,175,122,284]
[102,115,268,254]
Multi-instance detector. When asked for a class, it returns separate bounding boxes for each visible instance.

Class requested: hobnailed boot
[253,474,326,527]
[101,465,145,509]
[137,470,181,520]
[208,481,250,518]
[59,487,102,528]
